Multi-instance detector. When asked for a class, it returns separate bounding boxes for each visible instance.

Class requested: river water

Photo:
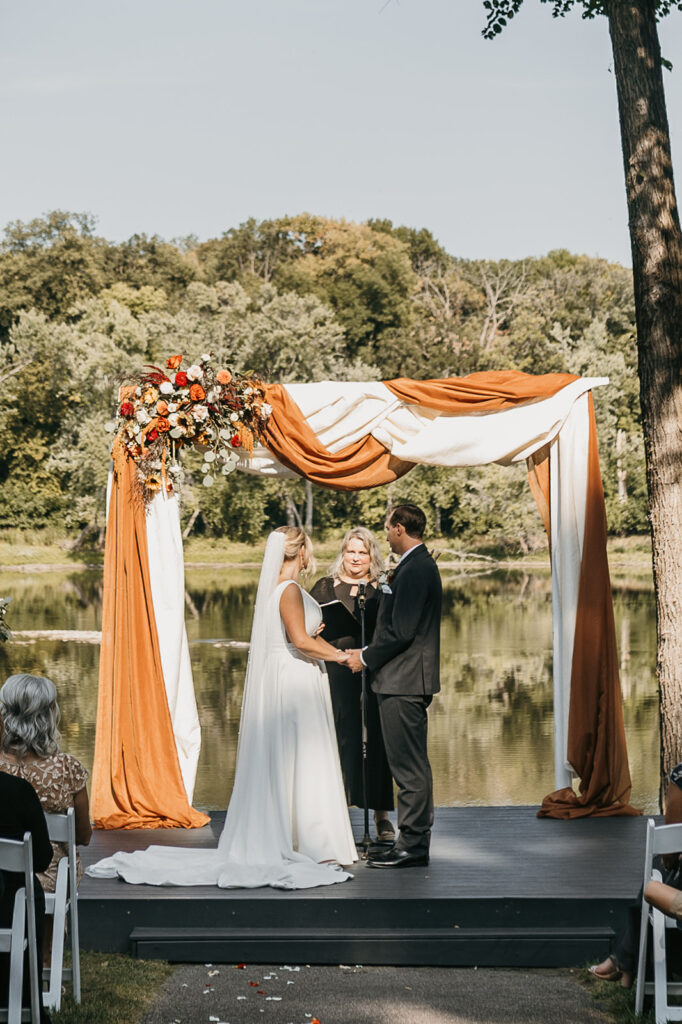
[0,566,660,813]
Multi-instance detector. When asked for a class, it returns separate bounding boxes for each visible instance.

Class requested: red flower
[189,383,206,401]
[166,354,183,370]
[231,436,242,448]
[120,402,135,418]
[146,428,159,442]
[175,371,188,387]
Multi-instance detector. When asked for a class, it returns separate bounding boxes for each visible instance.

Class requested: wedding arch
[91,362,637,829]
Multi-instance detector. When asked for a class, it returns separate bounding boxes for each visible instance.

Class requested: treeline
[0,211,646,550]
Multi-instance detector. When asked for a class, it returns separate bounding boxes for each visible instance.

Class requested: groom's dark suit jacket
[364,544,442,696]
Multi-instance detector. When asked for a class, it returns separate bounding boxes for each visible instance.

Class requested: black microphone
[357,581,367,610]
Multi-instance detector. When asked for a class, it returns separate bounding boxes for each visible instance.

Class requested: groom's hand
[345,649,364,673]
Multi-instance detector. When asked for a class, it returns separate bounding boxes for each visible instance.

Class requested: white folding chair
[635,819,682,1022]
[42,809,80,1011]
[0,833,41,1024]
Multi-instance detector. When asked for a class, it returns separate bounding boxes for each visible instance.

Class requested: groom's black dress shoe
[366,848,429,869]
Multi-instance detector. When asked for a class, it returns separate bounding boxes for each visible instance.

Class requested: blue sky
[1,0,681,266]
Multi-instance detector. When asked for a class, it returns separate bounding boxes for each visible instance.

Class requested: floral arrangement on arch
[110,353,271,505]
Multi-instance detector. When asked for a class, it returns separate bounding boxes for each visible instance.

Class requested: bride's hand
[336,650,350,664]
[314,623,325,636]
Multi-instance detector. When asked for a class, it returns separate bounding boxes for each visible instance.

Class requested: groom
[346,503,442,868]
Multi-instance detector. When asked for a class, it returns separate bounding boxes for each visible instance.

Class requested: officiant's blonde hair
[329,527,384,583]
[275,526,315,574]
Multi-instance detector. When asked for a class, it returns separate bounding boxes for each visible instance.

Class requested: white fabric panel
[243,377,607,475]
[146,490,202,801]
[288,377,607,466]
[550,393,590,787]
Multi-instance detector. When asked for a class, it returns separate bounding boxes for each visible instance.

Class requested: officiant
[310,527,395,842]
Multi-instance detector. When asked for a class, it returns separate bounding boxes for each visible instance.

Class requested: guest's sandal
[588,957,622,982]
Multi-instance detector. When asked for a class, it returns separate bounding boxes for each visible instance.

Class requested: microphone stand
[356,581,372,856]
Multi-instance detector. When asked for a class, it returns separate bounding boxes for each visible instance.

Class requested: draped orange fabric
[91,441,210,829]
[262,373,636,819]
[537,397,638,818]
[385,371,578,413]
[262,383,414,490]
[262,372,578,491]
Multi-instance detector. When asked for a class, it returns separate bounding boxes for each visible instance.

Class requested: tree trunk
[616,428,628,502]
[607,2,682,797]
[305,479,314,535]
[182,508,201,540]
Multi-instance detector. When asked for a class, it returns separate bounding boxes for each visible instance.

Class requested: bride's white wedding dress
[88,532,357,889]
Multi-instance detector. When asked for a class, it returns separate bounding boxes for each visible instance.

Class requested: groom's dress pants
[377,693,433,854]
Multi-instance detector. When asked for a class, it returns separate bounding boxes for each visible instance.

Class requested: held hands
[344,649,364,673]
[335,650,350,665]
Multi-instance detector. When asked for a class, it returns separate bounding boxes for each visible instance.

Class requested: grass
[52,951,175,1024]
[579,967,657,1024]
[0,527,655,577]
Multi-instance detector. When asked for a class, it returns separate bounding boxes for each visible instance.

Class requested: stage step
[129,925,614,967]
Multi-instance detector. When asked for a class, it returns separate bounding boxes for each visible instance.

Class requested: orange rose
[216,369,232,385]
[156,400,169,416]
[166,354,183,370]
[156,417,171,432]
[189,383,206,401]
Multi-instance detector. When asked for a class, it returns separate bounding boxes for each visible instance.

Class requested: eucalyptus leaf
[202,475,215,487]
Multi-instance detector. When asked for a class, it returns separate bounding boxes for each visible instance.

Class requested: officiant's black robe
[309,577,394,811]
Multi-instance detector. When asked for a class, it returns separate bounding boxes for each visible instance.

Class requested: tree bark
[607,1,682,797]
[305,479,314,535]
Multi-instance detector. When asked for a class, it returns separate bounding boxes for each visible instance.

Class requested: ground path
[141,964,614,1024]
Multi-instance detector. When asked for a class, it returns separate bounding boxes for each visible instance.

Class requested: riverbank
[0,530,654,581]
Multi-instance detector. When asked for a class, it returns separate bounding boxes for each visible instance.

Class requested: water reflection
[0,568,660,813]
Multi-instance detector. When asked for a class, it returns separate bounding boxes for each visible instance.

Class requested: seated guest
[0,743,53,1021]
[310,527,395,841]
[589,763,682,988]
[0,674,92,963]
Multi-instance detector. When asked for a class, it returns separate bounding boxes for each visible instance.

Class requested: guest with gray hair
[0,674,91,963]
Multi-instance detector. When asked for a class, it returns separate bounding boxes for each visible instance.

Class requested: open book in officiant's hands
[318,599,359,647]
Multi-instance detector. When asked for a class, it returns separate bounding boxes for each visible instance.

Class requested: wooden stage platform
[79,807,650,968]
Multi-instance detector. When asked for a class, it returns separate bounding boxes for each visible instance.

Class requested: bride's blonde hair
[274,526,315,574]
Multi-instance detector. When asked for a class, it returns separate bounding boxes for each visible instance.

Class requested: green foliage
[481,0,682,41]
[0,209,647,549]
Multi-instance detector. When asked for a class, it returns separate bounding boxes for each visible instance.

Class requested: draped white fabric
[549,393,590,788]
[146,490,202,801]
[244,376,608,475]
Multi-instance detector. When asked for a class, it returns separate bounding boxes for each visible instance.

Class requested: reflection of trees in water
[0,572,103,631]
[0,639,99,778]
[0,570,662,809]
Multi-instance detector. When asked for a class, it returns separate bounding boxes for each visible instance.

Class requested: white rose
[193,405,209,422]
[206,389,219,404]
[230,412,239,422]
[167,402,178,413]
[201,353,211,362]
[136,409,149,424]
[159,381,174,395]
[261,403,272,416]
[169,413,179,426]
[187,365,203,381]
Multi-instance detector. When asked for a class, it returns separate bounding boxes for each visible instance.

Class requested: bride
[88,527,358,889]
